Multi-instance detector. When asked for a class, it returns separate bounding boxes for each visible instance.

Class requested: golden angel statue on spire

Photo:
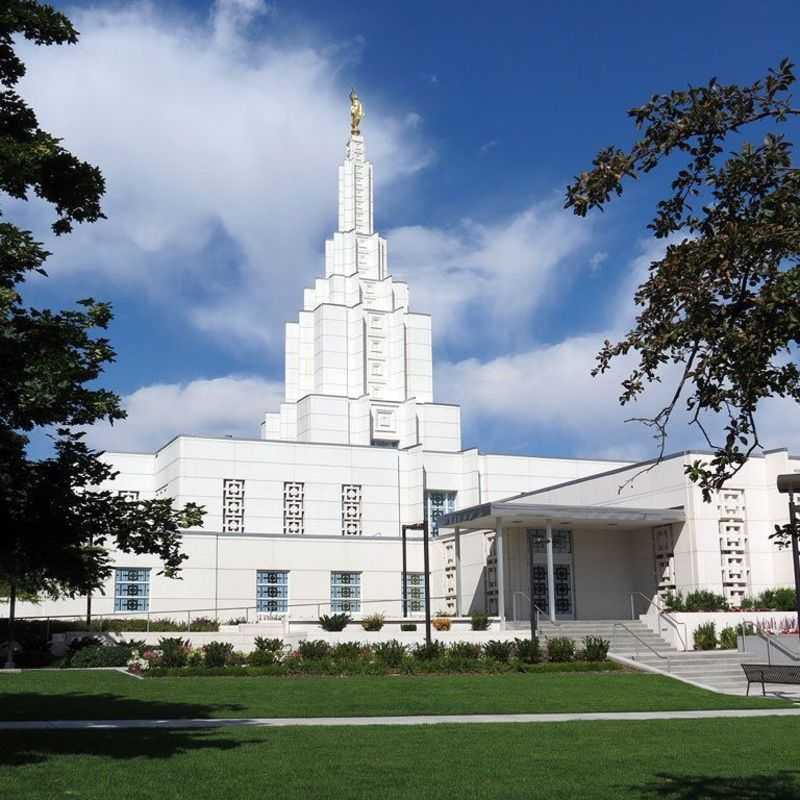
[350,89,364,135]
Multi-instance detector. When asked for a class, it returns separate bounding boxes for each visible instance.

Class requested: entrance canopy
[439,501,685,534]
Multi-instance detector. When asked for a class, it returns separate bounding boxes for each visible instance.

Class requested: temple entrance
[528,528,576,620]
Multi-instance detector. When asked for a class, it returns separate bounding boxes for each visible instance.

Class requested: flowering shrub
[360,613,385,631]
[159,638,191,668]
[127,650,150,674]
[431,617,451,631]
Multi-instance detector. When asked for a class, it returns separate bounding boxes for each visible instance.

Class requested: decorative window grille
[330,571,361,613]
[426,490,456,535]
[652,524,677,598]
[342,484,362,536]
[154,484,168,498]
[256,570,289,614]
[222,479,245,533]
[283,482,304,535]
[403,572,426,615]
[114,567,150,612]
[529,529,573,554]
[444,540,457,614]
[484,532,498,615]
[717,488,750,606]
[117,490,140,501]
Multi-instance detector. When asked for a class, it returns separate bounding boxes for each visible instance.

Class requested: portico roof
[439,501,685,532]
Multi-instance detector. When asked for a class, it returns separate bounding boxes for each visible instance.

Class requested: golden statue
[350,88,364,135]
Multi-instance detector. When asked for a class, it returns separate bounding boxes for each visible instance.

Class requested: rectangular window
[342,484,362,536]
[426,490,456,535]
[222,478,245,533]
[403,572,426,615]
[256,570,289,614]
[331,571,361,614]
[118,490,140,501]
[114,567,150,612]
[283,481,304,535]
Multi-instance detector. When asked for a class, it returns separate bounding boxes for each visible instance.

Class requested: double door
[528,529,575,620]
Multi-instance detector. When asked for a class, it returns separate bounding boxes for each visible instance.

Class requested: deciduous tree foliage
[566,59,800,515]
[0,2,204,663]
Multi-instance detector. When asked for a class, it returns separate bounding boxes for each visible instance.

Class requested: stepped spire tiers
[261,94,461,451]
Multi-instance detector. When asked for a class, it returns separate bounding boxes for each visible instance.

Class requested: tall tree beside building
[0,1,204,665]
[566,59,800,504]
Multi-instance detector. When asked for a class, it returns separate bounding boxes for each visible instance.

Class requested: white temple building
[12,104,798,628]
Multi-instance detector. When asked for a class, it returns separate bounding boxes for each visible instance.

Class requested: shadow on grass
[636,771,800,799]
[2,691,246,722]
[0,727,260,768]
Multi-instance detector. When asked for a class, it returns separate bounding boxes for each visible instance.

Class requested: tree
[565,59,800,506]
[0,2,204,665]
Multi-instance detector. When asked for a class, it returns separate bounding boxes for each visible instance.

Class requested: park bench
[741,663,800,696]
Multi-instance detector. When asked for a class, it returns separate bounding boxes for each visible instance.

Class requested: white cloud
[86,375,283,452]
[17,1,431,352]
[388,198,594,345]
[589,251,608,272]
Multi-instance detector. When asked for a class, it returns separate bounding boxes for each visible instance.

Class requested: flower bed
[130,635,618,677]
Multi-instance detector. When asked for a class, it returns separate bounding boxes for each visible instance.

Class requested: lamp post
[776,474,800,640]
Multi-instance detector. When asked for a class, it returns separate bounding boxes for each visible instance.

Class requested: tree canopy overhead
[566,59,800,501]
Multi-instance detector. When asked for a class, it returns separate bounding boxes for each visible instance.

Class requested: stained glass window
[426,490,456,535]
[256,570,289,614]
[403,572,426,615]
[114,567,150,612]
[331,571,361,613]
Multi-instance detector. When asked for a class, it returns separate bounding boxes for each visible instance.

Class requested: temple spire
[350,88,364,136]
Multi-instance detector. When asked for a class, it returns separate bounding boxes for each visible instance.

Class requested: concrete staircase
[506,619,674,657]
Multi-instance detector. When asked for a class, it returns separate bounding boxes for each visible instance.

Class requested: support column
[496,522,506,630]
[546,521,556,623]
[454,527,462,616]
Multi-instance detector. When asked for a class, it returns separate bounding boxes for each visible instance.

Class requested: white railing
[629,592,688,651]
[612,621,671,672]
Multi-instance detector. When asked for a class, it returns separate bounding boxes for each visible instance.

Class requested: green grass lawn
[2,718,800,799]
[0,669,791,721]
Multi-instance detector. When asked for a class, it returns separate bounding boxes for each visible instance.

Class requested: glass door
[528,529,575,620]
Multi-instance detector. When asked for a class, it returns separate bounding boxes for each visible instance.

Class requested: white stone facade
[7,122,797,626]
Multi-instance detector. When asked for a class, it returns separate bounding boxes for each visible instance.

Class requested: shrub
[187,648,204,667]
[332,641,365,660]
[225,617,247,626]
[203,641,234,667]
[412,641,445,660]
[719,626,738,650]
[373,640,407,668]
[432,617,451,631]
[158,637,191,668]
[247,648,276,667]
[471,613,489,631]
[693,622,718,650]
[68,636,101,653]
[684,591,728,612]
[226,651,248,667]
[482,640,514,662]
[254,637,284,654]
[661,591,684,611]
[319,613,351,632]
[298,640,331,660]
[449,641,482,659]
[189,616,219,632]
[513,637,541,664]
[761,587,797,611]
[68,644,133,668]
[582,636,610,662]
[546,637,576,662]
[360,613,385,631]
[400,623,417,632]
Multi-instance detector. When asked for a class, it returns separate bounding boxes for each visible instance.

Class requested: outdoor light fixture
[776,474,800,639]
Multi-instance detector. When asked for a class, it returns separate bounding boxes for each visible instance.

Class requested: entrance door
[528,529,575,620]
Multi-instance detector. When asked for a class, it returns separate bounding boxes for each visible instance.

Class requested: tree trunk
[4,579,16,669]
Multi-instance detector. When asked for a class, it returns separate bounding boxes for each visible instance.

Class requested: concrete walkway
[4,707,800,730]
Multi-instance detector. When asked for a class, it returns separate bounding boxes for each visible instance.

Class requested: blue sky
[20,0,800,458]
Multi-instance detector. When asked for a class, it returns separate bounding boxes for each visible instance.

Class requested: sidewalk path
[3,707,800,730]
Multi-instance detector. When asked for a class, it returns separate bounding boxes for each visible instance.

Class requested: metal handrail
[754,628,800,665]
[629,591,688,651]
[612,621,671,672]
[511,592,560,629]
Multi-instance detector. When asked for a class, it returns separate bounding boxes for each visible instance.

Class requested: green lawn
[2,718,800,799]
[0,670,791,721]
